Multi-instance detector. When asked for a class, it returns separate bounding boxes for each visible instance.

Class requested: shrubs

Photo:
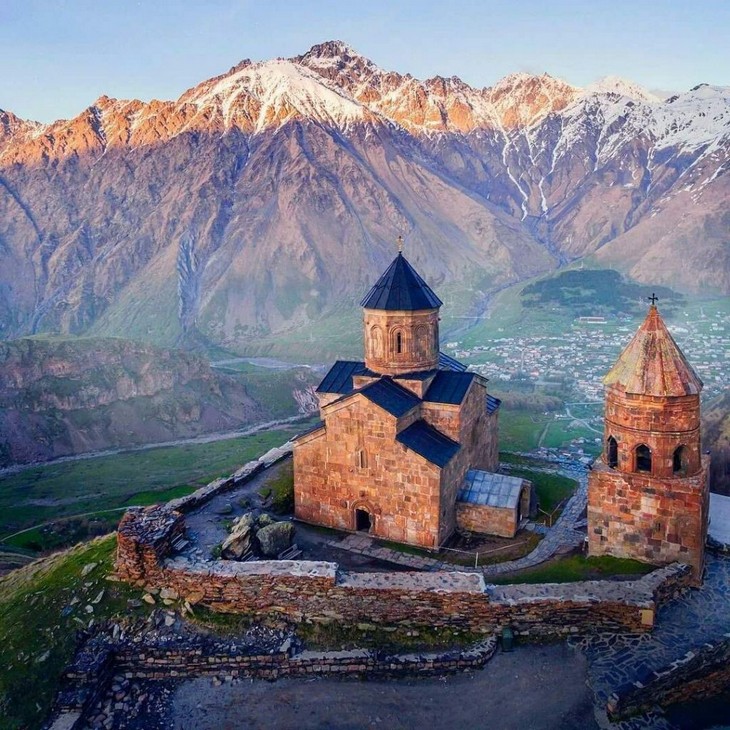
[268,462,294,515]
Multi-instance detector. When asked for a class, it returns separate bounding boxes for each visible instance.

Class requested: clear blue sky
[2,0,729,122]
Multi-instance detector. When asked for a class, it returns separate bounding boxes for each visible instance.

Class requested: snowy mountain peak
[182,57,368,132]
[300,40,365,63]
[584,76,660,103]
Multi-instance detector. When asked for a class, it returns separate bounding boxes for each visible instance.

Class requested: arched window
[357,449,368,469]
[636,444,652,473]
[394,330,403,354]
[607,436,618,469]
[673,445,687,474]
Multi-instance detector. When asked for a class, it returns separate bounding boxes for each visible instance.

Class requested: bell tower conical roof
[603,305,703,397]
[360,253,442,311]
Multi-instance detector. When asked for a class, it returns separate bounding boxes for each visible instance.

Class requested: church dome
[360,252,442,311]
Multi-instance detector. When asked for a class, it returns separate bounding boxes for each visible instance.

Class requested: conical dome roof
[604,306,703,396]
[360,253,442,311]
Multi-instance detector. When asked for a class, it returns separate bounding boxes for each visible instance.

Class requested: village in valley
[443,302,730,463]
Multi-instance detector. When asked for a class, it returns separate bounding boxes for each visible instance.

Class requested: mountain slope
[0,41,727,351]
[0,337,316,467]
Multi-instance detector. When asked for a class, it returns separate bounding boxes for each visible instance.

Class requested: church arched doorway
[355,508,372,532]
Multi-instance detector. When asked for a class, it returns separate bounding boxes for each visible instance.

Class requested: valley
[0,42,727,357]
[0,420,312,556]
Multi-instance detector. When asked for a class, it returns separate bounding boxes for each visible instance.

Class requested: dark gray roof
[396,420,460,467]
[424,371,475,405]
[457,470,525,509]
[360,253,442,311]
[438,351,467,372]
[486,394,502,414]
[393,369,438,381]
[317,360,367,394]
[360,378,420,417]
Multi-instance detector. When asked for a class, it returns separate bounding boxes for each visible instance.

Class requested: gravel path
[170,644,597,730]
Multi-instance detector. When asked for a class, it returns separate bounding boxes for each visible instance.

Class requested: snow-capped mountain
[0,41,727,350]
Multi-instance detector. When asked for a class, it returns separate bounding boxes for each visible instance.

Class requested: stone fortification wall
[47,630,497,729]
[607,636,730,719]
[116,504,692,636]
[116,635,498,680]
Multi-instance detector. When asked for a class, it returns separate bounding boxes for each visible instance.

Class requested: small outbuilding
[456,470,536,538]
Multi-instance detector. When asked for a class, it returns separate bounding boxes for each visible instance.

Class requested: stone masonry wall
[363,308,439,375]
[588,457,710,583]
[459,380,498,473]
[294,396,444,547]
[607,636,730,719]
[115,505,693,637]
[456,502,517,538]
[47,631,497,729]
[604,390,702,477]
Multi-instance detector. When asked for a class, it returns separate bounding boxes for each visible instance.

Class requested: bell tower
[360,239,442,376]
[587,299,710,584]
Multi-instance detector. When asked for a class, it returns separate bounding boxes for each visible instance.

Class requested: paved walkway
[570,553,730,729]
[709,492,730,547]
[331,462,589,577]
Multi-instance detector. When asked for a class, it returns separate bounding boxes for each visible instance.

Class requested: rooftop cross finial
[648,292,659,306]
[397,235,403,254]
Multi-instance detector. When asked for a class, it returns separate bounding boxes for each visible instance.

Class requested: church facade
[293,250,530,549]
[588,303,710,584]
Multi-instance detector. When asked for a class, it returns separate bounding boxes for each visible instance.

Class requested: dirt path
[170,644,597,730]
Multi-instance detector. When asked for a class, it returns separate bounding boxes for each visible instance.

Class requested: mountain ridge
[0,41,727,350]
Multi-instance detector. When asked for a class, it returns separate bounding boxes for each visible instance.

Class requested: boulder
[258,513,274,528]
[221,513,255,560]
[256,522,295,557]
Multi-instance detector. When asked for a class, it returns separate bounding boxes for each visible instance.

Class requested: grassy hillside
[0,422,311,553]
[456,266,721,346]
[0,535,151,730]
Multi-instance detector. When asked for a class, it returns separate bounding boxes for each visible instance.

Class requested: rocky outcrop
[0,42,728,352]
[221,514,255,560]
[0,337,266,466]
[256,521,294,557]
[703,390,730,495]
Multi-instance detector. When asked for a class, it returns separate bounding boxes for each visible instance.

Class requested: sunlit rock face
[0,42,728,347]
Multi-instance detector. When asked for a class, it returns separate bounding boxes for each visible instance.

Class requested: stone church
[293,248,534,549]
[588,301,710,584]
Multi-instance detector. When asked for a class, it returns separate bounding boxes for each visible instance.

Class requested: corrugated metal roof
[360,253,442,311]
[457,470,525,509]
[486,394,502,414]
[316,360,366,394]
[438,351,467,372]
[360,378,421,417]
[396,420,460,467]
[604,306,703,397]
[424,371,475,405]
